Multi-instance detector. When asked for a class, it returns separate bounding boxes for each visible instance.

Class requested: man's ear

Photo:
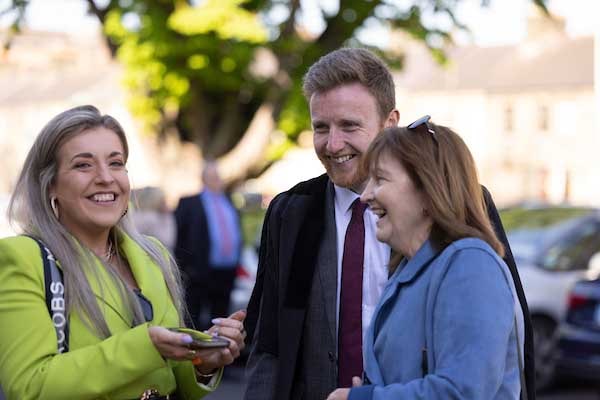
[384,109,400,128]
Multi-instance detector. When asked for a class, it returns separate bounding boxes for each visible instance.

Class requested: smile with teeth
[371,208,387,218]
[330,154,355,164]
[90,193,116,203]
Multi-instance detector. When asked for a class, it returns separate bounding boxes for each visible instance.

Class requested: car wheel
[533,317,557,391]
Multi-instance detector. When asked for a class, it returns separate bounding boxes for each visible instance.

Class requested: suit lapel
[317,182,338,343]
[282,177,328,309]
[85,235,169,329]
[371,240,439,336]
[277,175,329,399]
[121,235,169,324]
[85,257,132,328]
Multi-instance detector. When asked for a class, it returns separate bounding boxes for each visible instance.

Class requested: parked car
[556,277,600,380]
[229,196,263,316]
[230,244,259,315]
[500,205,600,389]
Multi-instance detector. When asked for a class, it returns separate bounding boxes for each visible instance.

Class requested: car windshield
[501,207,594,263]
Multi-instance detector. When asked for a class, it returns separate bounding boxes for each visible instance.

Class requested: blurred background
[1,0,599,398]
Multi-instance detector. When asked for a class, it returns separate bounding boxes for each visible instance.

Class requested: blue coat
[350,238,524,400]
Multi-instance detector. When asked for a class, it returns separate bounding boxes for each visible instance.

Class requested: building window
[539,105,549,132]
[504,105,513,133]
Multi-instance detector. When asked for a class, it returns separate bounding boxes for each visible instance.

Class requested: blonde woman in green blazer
[0,105,246,400]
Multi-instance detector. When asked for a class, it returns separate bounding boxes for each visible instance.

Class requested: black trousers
[185,267,237,330]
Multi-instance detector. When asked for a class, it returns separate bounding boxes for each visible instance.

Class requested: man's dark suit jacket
[244,174,535,400]
[174,193,241,282]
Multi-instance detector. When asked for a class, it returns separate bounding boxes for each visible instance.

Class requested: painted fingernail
[181,335,193,344]
[192,356,202,365]
[212,328,219,337]
[211,318,222,325]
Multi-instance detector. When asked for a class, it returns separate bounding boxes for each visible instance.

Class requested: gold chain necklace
[101,240,115,263]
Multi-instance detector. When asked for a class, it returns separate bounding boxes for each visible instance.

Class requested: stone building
[391,12,599,205]
[1,10,599,207]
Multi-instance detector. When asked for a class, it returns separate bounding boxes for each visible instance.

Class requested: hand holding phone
[168,327,230,349]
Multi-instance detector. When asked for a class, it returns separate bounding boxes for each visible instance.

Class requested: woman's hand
[326,377,363,400]
[193,309,247,375]
[148,326,199,361]
[205,309,246,357]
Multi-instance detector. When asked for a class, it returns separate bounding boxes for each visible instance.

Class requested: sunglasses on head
[407,115,438,143]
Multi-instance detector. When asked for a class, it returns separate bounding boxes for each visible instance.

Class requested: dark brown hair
[363,122,504,257]
[302,48,396,121]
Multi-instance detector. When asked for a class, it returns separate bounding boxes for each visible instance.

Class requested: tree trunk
[218,101,275,185]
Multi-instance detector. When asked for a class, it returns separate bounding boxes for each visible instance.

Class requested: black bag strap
[29,236,69,353]
[515,315,528,400]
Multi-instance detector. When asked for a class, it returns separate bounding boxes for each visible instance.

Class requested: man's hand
[326,376,362,400]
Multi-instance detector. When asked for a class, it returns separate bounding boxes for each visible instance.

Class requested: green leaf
[168,0,267,43]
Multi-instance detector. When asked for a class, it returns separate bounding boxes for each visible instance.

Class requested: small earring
[50,196,59,219]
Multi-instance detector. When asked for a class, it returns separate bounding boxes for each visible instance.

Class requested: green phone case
[169,327,230,349]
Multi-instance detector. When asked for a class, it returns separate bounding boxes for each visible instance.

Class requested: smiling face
[360,152,432,257]
[50,127,130,241]
[310,83,397,193]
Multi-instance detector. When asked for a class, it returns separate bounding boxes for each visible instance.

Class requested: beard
[320,156,368,193]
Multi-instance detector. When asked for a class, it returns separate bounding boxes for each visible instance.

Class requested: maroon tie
[338,198,367,387]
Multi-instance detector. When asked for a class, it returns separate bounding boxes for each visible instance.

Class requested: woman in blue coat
[327,116,525,400]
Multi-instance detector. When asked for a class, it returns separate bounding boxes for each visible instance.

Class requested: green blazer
[0,235,221,400]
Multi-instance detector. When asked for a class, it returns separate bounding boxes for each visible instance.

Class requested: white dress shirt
[333,185,391,342]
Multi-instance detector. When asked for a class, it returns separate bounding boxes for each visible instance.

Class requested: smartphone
[169,327,230,349]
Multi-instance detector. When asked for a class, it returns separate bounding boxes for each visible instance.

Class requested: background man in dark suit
[174,161,242,330]
[244,48,535,400]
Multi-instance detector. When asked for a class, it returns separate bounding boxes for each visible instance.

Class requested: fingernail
[211,318,222,325]
[192,357,202,366]
[181,335,193,344]
[212,328,219,337]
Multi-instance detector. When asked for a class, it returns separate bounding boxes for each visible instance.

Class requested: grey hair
[8,105,186,338]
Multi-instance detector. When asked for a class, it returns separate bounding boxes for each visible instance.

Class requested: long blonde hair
[8,105,185,338]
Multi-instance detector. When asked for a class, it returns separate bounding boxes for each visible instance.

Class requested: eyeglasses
[133,288,154,322]
[407,115,437,143]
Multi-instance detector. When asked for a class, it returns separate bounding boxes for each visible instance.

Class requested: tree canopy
[2,0,548,183]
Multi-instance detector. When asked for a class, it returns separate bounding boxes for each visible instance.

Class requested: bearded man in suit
[243,48,535,400]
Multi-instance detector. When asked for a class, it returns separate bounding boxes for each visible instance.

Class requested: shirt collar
[202,188,224,198]
[333,184,361,214]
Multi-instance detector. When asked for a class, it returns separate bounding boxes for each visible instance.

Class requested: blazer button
[328,351,335,362]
